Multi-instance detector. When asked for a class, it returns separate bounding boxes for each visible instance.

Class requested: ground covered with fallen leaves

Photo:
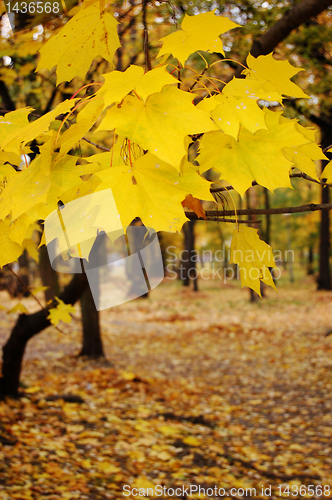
[0,273,332,499]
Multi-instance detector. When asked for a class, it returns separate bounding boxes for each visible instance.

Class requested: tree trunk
[317,182,331,289]
[264,188,271,245]
[307,245,314,275]
[182,221,198,291]
[126,220,150,298]
[0,272,88,399]
[39,241,60,303]
[78,233,107,358]
[317,124,332,290]
[79,283,104,358]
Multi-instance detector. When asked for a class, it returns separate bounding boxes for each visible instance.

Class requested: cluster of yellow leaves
[0,4,327,298]
[197,54,326,197]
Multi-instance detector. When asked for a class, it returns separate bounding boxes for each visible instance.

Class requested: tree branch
[250,0,332,59]
[200,217,261,224]
[0,272,89,398]
[82,137,110,151]
[186,203,332,219]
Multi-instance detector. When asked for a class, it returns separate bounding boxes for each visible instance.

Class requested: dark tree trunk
[0,273,89,399]
[0,80,15,111]
[39,242,60,303]
[317,124,332,290]
[317,183,331,289]
[79,233,106,358]
[79,284,104,358]
[8,251,30,298]
[126,220,150,298]
[17,251,30,297]
[307,245,314,275]
[182,221,198,291]
[264,188,271,245]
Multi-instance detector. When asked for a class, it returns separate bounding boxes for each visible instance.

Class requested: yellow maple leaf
[97,65,178,107]
[0,221,22,268]
[230,225,276,297]
[198,94,267,139]
[0,157,20,178]
[97,65,143,105]
[55,100,104,163]
[0,140,53,221]
[135,66,179,101]
[0,108,32,153]
[198,128,293,196]
[1,100,76,158]
[223,75,283,103]
[157,10,239,66]
[22,238,39,262]
[199,108,324,193]
[97,86,216,169]
[264,110,325,180]
[93,153,214,233]
[245,53,310,99]
[5,214,34,247]
[47,298,76,327]
[37,4,120,84]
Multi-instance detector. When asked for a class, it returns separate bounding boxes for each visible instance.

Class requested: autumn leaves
[1,3,329,296]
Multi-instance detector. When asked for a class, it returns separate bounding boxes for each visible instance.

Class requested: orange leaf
[182,194,206,219]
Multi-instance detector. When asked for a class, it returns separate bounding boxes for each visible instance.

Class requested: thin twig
[189,67,208,92]
[322,144,332,153]
[82,137,110,151]
[201,217,262,224]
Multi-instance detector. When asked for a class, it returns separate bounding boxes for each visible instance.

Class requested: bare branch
[82,137,110,151]
[190,216,262,224]
[186,203,332,219]
[323,144,332,153]
[250,0,332,59]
